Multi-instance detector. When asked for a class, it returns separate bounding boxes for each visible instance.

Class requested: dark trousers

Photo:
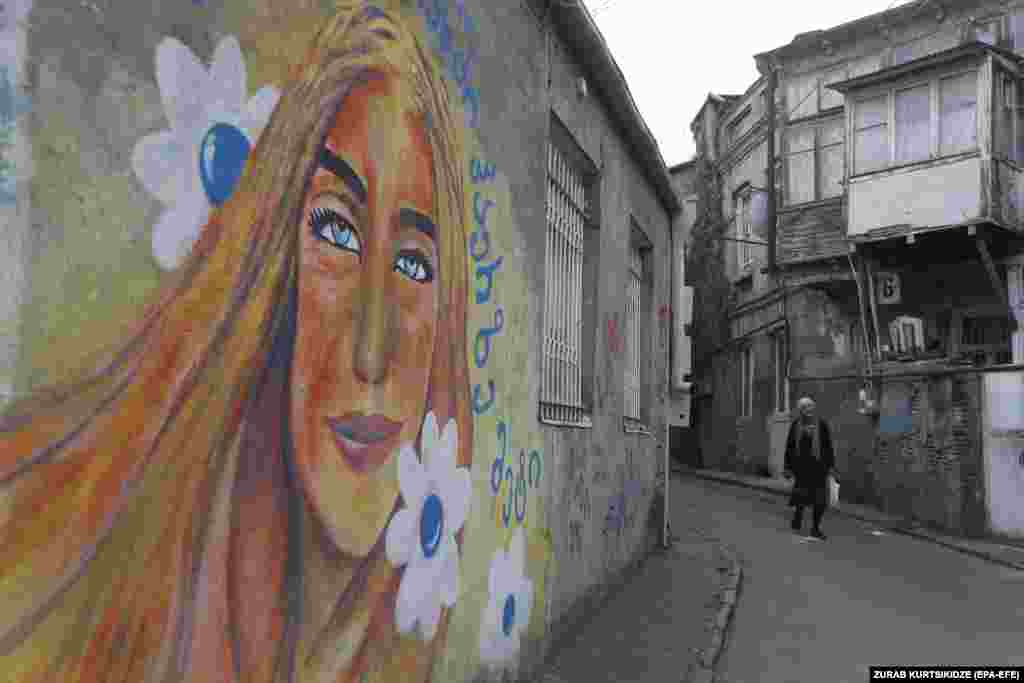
[792,502,825,532]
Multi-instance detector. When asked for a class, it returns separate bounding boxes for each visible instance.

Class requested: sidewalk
[681,466,1024,572]
[535,474,741,683]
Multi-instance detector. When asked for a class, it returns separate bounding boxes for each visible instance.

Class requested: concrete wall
[0,1,672,681]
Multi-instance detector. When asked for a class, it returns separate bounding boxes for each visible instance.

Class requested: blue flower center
[419,493,444,559]
[502,594,516,637]
[199,123,250,207]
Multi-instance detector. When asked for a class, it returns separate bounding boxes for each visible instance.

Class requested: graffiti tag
[417,0,480,128]
[490,420,542,528]
[469,175,505,414]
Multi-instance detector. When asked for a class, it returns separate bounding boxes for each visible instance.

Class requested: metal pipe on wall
[865,256,883,361]
[766,65,778,272]
[848,250,874,377]
[664,199,674,549]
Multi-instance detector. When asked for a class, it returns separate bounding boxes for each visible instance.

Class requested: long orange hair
[0,3,471,681]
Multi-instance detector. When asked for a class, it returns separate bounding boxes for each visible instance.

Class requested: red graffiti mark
[658,304,671,322]
[607,316,623,355]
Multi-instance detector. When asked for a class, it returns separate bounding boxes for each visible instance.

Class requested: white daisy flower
[479,528,533,665]
[385,412,471,641]
[131,35,280,270]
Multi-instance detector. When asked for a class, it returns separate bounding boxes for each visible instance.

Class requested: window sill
[539,414,593,429]
[848,150,979,182]
[623,417,651,436]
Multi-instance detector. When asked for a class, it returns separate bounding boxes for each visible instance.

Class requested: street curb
[684,469,1024,573]
[688,545,744,683]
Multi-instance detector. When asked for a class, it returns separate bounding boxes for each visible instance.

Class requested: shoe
[810,529,826,540]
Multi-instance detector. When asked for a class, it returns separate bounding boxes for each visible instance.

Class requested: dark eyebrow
[399,208,436,240]
[319,147,367,204]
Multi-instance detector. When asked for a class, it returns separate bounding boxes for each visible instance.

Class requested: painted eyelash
[309,207,339,233]
[309,207,359,252]
[394,250,434,283]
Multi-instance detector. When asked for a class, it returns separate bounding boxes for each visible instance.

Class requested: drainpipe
[663,200,677,549]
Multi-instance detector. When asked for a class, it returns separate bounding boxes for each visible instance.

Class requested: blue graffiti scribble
[417,0,481,128]
[474,307,504,368]
[0,67,30,205]
[603,493,627,537]
[472,380,496,415]
[528,450,542,487]
[490,422,543,528]
[470,158,496,183]
[491,420,508,495]
[469,192,496,261]
[475,256,503,305]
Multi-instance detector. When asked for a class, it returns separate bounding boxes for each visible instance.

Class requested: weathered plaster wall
[534,0,671,635]
[791,371,987,537]
[0,1,671,681]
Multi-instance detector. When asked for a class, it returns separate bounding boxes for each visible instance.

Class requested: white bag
[827,474,839,508]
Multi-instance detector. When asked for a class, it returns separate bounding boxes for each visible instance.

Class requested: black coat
[784,417,835,507]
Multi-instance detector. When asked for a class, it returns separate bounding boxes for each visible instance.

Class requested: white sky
[582,0,916,167]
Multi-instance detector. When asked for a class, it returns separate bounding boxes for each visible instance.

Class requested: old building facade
[0,1,678,680]
[690,0,1024,539]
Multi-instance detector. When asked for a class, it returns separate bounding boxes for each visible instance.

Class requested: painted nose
[353,247,398,384]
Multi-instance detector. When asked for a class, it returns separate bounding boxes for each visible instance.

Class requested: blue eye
[394,250,433,283]
[309,207,360,254]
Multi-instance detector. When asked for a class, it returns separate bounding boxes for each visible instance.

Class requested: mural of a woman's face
[292,70,439,557]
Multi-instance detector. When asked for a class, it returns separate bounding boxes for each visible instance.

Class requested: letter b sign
[877,272,901,305]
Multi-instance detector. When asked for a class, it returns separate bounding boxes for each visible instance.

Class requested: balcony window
[1010,11,1024,53]
[895,84,930,164]
[853,70,977,176]
[854,96,889,174]
[997,74,1024,165]
[939,72,978,156]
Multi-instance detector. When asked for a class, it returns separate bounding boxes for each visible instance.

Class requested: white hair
[797,397,815,410]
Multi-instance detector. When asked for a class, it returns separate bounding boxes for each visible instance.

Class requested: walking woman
[784,397,836,540]
[0,3,473,681]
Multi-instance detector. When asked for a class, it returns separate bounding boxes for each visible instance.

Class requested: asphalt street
[673,476,1024,683]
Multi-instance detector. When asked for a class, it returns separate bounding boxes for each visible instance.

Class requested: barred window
[541,142,588,426]
[624,241,649,426]
[736,192,752,269]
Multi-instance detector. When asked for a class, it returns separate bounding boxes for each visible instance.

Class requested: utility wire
[589,0,619,15]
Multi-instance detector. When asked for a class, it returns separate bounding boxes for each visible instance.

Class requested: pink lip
[326,414,404,473]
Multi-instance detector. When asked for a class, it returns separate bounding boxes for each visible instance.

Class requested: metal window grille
[541,144,586,425]
[625,245,644,422]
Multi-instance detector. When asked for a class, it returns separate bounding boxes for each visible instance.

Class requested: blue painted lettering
[472,380,496,416]
[475,256,503,304]
[474,307,504,369]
